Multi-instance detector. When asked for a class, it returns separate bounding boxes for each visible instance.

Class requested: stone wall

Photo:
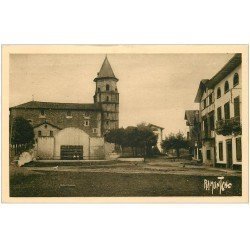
[10,108,102,137]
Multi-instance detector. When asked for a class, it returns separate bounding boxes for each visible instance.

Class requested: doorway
[60,145,83,160]
[226,139,233,168]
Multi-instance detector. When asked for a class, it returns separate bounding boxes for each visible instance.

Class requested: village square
[9,53,242,197]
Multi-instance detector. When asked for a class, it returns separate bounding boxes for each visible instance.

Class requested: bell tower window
[106,84,110,91]
[106,96,109,102]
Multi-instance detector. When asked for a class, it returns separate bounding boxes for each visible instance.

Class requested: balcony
[201,130,215,141]
[215,117,241,136]
[202,103,215,115]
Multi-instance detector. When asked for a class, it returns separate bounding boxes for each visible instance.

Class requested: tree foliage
[105,124,158,156]
[11,117,34,145]
[161,132,189,157]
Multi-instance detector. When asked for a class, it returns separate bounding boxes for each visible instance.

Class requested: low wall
[90,137,105,159]
[117,158,144,162]
[104,142,120,160]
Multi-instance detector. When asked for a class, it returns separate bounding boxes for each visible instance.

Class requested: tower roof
[94,56,118,82]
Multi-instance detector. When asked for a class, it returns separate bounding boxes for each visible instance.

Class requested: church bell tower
[93,56,119,134]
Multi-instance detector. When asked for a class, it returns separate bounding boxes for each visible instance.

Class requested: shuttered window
[234,96,240,119]
[209,94,213,105]
[233,73,239,86]
[217,88,221,99]
[236,137,242,162]
[219,142,223,161]
[224,102,230,120]
[217,107,222,121]
[209,114,215,131]
[224,81,229,93]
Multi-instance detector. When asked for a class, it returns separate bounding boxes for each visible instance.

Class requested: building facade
[148,124,164,153]
[195,79,216,166]
[194,53,242,168]
[10,56,119,160]
[184,110,202,161]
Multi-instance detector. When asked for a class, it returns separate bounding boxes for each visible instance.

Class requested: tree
[105,128,129,153]
[11,117,34,153]
[161,132,189,158]
[135,124,158,156]
[105,124,157,157]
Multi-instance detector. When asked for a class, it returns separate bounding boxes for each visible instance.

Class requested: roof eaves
[33,121,62,130]
[207,53,242,89]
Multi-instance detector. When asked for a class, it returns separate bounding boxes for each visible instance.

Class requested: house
[194,53,242,168]
[207,53,242,169]
[194,79,216,166]
[148,123,164,153]
[184,110,202,161]
[9,56,120,160]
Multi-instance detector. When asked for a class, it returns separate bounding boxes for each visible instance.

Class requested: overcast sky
[10,53,234,135]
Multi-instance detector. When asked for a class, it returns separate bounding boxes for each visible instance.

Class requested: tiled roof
[194,54,242,103]
[184,110,199,125]
[194,79,209,103]
[10,101,102,111]
[33,121,62,130]
[94,56,118,82]
[207,53,242,89]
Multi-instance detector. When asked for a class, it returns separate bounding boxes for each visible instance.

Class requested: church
[9,56,119,160]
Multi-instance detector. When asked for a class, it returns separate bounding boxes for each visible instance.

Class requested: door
[60,145,83,160]
[226,140,233,168]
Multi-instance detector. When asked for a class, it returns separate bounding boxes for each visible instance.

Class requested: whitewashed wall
[54,127,90,159]
[37,137,54,159]
[214,65,242,166]
[34,123,60,139]
[89,137,105,159]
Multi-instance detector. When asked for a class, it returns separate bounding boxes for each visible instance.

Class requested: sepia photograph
[2,45,248,202]
[1,1,250,250]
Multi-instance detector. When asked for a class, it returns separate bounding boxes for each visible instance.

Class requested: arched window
[224,81,229,93]
[217,87,221,99]
[106,84,110,91]
[106,96,109,102]
[233,73,239,86]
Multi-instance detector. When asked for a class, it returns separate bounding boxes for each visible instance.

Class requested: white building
[195,54,242,169]
[208,54,242,169]
[195,79,216,166]
[148,124,164,153]
[184,110,202,161]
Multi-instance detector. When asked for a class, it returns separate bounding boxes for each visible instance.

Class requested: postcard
[2,45,248,203]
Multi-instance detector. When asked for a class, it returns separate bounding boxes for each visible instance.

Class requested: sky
[10,53,234,136]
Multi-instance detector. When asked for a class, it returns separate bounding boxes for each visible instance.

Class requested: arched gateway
[54,127,90,160]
